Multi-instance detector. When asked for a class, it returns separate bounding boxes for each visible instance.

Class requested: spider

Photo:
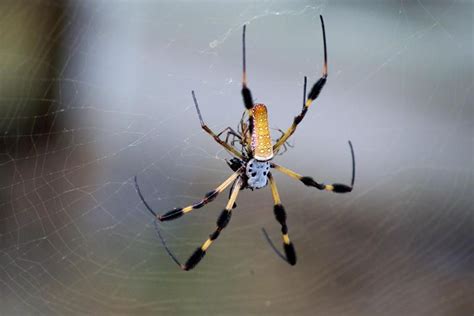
[135,15,355,271]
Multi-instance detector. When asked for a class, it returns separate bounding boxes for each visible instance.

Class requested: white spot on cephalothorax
[246,159,270,189]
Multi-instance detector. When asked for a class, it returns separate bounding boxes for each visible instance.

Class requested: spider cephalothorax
[135,15,355,271]
[246,159,271,189]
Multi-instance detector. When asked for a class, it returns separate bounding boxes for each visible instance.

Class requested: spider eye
[251,172,257,177]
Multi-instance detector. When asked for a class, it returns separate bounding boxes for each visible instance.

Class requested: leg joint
[204,190,218,202]
[241,87,253,109]
[209,230,220,241]
[307,77,327,101]
[273,204,286,226]
[300,176,325,190]
[217,209,232,229]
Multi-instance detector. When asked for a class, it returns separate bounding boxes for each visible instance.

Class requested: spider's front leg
[241,24,256,156]
[192,91,244,160]
[181,178,243,270]
[273,15,328,153]
[272,128,294,156]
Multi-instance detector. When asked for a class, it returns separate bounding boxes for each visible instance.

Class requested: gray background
[0,1,472,315]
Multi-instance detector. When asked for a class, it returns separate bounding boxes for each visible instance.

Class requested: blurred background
[0,1,472,315]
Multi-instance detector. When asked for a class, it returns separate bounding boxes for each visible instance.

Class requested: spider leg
[263,173,297,265]
[238,112,251,154]
[272,128,294,156]
[192,91,244,160]
[227,179,239,209]
[218,127,245,149]
[271,141,356,193]
[156,179,242,271]
[134,169,242,221]
[214,126,245,151]
[238,111,248,136]
[273,15,328,153]
[241,24,255,154]
[301,75,308,110]
[217,126,241,139]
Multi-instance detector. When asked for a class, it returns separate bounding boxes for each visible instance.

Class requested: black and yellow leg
[192,91,244,160]
[241,25,253,110]
[271,163,352,193]
[273,15,328,153]
[271,139,355,193]
[241,24,255,155]
[159,171,242,221]
[134,170,242,221]
[181,178,243,271]
[267,173,296,265]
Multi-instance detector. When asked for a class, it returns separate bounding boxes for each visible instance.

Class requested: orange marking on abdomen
[251,104,273,161]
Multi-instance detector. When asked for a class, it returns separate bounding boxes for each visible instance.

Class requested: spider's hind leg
[151,179,243,271]
[182,178,243,270]
[135,169,242,222]
[263,173,297,265]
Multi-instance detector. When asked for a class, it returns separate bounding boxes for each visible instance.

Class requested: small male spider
[135,15,355,271]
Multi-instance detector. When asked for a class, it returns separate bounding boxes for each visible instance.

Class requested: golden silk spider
[135,15,355,271]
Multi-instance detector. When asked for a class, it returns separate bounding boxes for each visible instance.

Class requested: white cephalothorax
[246,158,270,189]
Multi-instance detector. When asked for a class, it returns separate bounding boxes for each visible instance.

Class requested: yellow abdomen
[251,104,273,161]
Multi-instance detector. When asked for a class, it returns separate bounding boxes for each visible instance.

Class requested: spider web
[1,1,472,315]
